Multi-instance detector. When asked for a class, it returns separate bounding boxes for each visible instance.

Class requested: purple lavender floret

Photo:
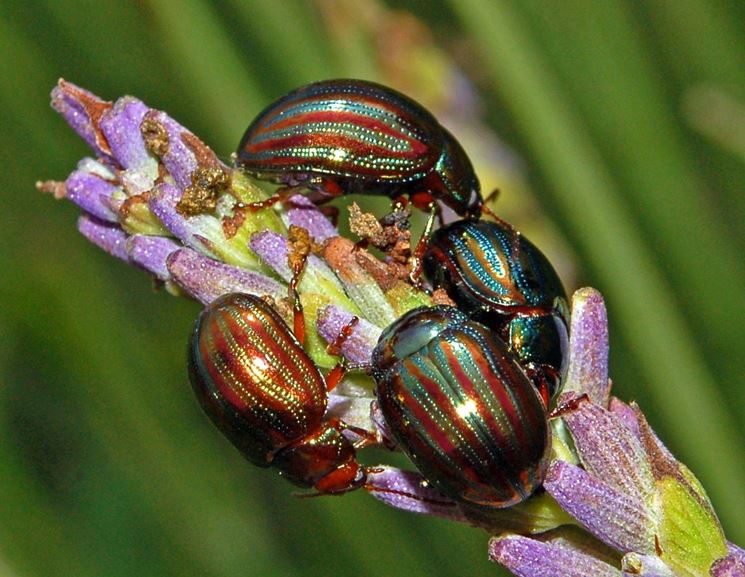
[40,81,743,577]
[66,167,119,221]
[166,248,284,304]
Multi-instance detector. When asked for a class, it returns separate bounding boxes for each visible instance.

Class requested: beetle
[188,291,367,494]
[422,218,570,403]
[235,79,483,218]
[371,305,551,509]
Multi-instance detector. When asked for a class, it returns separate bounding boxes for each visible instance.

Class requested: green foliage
[1,1,743,575]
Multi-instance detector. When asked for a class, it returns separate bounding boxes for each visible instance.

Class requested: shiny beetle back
[372,306,551,509]
[188,293,327,466]
[422,219,569,400]
[423,219,566,314]
[236,79,482,217]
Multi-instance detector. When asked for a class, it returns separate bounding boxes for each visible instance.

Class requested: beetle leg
[246,185,299,211]
[522,362,555,408]
[343,361,374,373]
[409,191,437,211]
[287,225,313,345]
[391,195,409,212]
[324,316,360,391]
[408,203,438,288]
[484,187,501,206]
[337,421,379,450]
[548,393,590,419]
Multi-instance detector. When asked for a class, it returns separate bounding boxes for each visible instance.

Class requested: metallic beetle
[371,306,551,509]
[188,293,364,494]
[236,79,483,218]
[422,218,569,402]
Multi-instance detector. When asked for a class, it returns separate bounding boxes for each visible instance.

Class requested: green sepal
[464,490,577,535]
[210,174,285,271]
[385,282,432,317]
[339,275,396,328]
[297,293,336,369]
[550,419,580,465]
[296,265,361,321]
[229,171,273,205]
[299,293,360,370]
[120,198,170,236]
[657,476,727,577]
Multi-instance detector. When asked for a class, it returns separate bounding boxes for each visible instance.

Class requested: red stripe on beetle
[396,360,513,490]
[393,377,488,488]
[440,337,523,467]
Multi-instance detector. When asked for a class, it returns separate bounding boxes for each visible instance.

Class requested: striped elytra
[371,306,551,509]
[422,219,569,401]
[236,79,483,217]
[188,293,364,492]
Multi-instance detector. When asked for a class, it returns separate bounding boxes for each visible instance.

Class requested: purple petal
[710,553,745,577]
[317,305,381,364]
[326,393,376,437]
[365,466,467,522]
[284,194,338,242]
[563,288,610,405]
[563,401,655,504]
[143,110,214,190]
[148,183,215,254]
[631,403,681,479]
[51,80,112,158]
[249,231,340,285]
[77,214,129,261]
[545,461,656,554]
[65,169,119,222]
[99,97,152,173]
[127,236,180,281]
[489,535,622,577]
[609,398,641,440]
[248,231,297,282]
[728,543,745,564]
[621,553,675,577]
[167,248,283,304]
[249,231,349,299]
[538,526,621,566]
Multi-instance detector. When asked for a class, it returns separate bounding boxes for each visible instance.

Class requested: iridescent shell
[236,79,482,217]
[423,219,569,400]
[188,293,363,493]
[372,306,551,509]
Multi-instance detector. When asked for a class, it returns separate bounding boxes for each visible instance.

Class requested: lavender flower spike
[42,82,743,577]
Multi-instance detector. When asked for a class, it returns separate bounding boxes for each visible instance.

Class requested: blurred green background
[2,1,745,575]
